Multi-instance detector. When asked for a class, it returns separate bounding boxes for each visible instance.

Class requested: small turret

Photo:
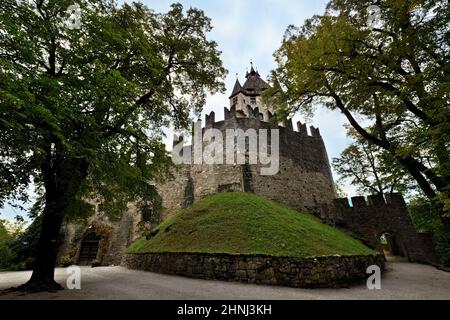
[229,62,272,122]
[229,77,243,99]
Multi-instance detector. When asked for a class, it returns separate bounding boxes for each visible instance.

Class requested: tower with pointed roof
[229,62,273,121]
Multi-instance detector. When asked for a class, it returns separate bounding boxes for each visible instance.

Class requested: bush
[9,216,42,270]
[433,226,450,267]
[0,222,14,270]
[91,259,102,268]
[60,255,74,268]
[409,197,450,267]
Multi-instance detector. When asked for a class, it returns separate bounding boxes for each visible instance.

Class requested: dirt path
[0,262,449,300]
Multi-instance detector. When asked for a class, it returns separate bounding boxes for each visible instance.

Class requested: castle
[57,64,438,267]
[157,63,336,220]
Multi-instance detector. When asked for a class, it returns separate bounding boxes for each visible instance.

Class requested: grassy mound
[128,192,374,258]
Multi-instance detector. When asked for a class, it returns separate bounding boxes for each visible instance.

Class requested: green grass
[128,192,374,258]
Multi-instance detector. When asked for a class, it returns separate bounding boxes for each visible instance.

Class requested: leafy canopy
[0,1,226,221]
[333,126,415,197]
[266,0,449,216]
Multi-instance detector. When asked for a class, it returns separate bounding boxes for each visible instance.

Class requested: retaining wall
[122,252,384,288]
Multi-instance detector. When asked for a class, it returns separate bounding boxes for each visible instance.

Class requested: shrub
[60,255,74,268]
[9,216,42,270]
[0,221,14,270]
[91,259,102,268]
[409,197,450,267]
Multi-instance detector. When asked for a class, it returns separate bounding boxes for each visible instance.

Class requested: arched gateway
[78,232,101,265]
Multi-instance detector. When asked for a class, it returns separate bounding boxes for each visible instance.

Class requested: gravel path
[0,262,449,300]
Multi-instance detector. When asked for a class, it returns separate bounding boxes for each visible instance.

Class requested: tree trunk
[17,146,89,292]
[18,197,67,292]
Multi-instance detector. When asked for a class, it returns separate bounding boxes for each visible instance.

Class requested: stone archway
[379,232,406,260]
[78,232,101,265]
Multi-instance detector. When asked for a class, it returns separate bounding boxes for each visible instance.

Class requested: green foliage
[0,217,29,271]
[408,197,450,266]
[0,1,226,223]
[266,0,450,220]
[0,220,14,270]
[91,259,101,268]
[433,226,450,267]
[409,197,441,233]
[59,255,74,268]
[334,182,347,198]
[8,216,43,270]
[128,192,374,257]
[333,127,415,196]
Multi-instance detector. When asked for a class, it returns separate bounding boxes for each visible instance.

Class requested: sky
[0,0,358,221]
[140,0,358,193]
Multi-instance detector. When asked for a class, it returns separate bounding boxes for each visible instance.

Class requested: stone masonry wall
[123,252,385,289]
[57,205,142,266]
[329,193,438,264]
[157,107,336,219]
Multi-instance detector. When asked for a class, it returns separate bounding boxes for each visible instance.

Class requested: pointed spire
[229,77,243,98]
[242,61,269,95]
[246,60,258,78]
[250,60,255,73]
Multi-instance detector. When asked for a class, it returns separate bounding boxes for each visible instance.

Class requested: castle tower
[157,63,337,219]
[229,62,273,121]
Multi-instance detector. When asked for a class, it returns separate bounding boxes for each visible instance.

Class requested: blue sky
[0,0,357,221]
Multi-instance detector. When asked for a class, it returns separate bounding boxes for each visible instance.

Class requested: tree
[334,182,348,198]
[0,220,14,270]
[0,0,226,291]
[408,197,450,266]
[266,0,450,223]
[0,217,28,270]
[333,127,414,196]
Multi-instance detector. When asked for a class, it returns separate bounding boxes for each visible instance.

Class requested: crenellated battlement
[328,193,437,265]
[173,108,326,158]
[224,105,236,121]
[205,111,215,127]
[203,107,322,139]
[333,193,406,209]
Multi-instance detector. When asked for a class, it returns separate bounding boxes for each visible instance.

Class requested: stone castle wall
[57,205,142,266]
[157,106,336,219]
[328,193,437,264]
[123,252,385,289]
[57,108,438,268]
